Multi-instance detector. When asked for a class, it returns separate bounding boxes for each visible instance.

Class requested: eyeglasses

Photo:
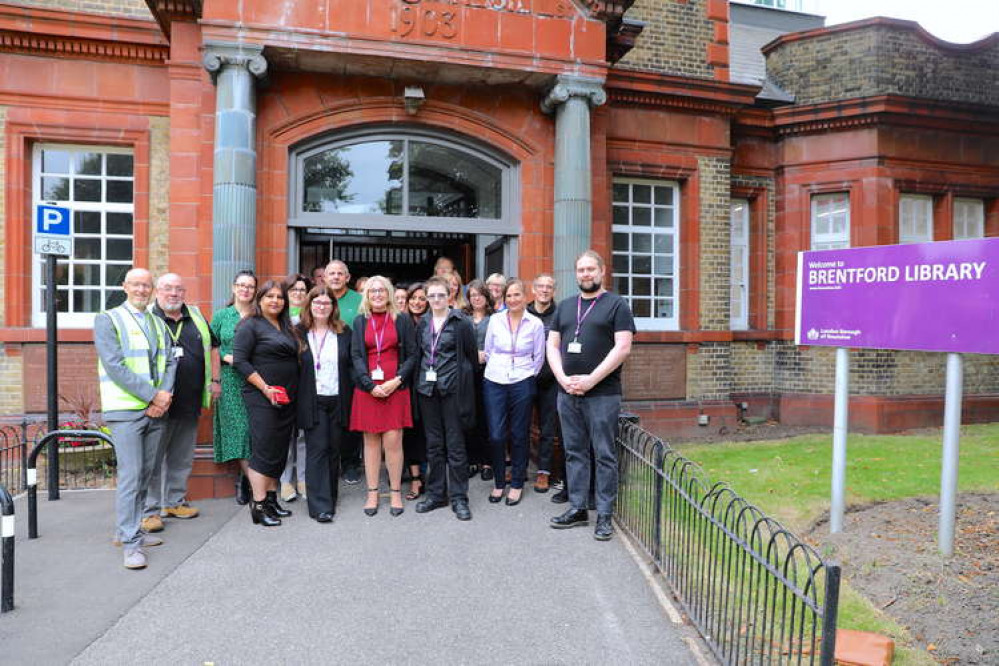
[427,293,448,300]
[234,283,256,290]
[368,288,388,294]
[160,286,186,294]
[289,287,307,293]
[312,301,333,308]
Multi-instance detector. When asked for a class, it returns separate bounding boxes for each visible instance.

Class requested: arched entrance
[287,126,520,285]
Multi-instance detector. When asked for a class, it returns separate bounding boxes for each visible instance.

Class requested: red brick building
[1,1,997,495]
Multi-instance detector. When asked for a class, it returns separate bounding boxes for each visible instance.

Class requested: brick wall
[4,0,152,18]
[22,344,98,413]
[0,345,24,415]
[0,106,6,330]
[686,342,732,400]
[622,344,687,400]
[618,0,717,79]
[697,156,731,330]
[730,341,773,394]
[149,116,170,277]
[766,22,999,107]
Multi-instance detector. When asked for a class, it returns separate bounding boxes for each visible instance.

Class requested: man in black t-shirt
[547,250,635,541]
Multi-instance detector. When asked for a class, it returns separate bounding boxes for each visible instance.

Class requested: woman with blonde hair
[349,275,418,517]
[447,269,469,311]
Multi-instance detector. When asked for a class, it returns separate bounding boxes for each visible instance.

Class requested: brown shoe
[164,504,199,519]
[534,472,550,493]
[140,514,164,533]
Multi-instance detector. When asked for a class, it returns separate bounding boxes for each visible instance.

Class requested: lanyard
[574,294,602,340]
[429,316,447,366]
[309,329,330,371]
[166,319,184,344]
[370,314,387,366]
[507,312,524,365]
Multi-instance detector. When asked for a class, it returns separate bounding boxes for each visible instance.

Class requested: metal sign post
[938,353,963,557]
[830,347,849,533]
[34,203,72,501]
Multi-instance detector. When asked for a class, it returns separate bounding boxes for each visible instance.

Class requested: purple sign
[796,238,999,355]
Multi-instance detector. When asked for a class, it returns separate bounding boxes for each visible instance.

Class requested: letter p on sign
[37,205,70,235]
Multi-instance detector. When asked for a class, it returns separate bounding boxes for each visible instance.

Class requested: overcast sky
[811,0,999,43]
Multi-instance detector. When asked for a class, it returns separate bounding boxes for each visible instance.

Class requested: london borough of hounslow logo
[807,328,819,341]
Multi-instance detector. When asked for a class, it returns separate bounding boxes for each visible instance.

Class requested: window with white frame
[899,194,934,244]
[953,198,985,240]
[611,179,680,331]
[730,199,750,330]
[810,193,850,250]
[32,144,134,328]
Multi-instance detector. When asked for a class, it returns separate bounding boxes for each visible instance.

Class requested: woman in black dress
[233,280,300,526]
[403,281,429,500]
[296,286,353,522]
[463,279,494,480]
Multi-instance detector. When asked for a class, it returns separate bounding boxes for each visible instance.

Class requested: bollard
[1,484,14,613]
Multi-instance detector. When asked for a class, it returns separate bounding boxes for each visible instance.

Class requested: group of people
[95,250,634,570]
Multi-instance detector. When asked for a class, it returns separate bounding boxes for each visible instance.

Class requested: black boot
[235,473,250,506]
[265,491,292,518]
[251,500,281,526]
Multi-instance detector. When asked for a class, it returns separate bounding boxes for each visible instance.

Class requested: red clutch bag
[271,385,290,405]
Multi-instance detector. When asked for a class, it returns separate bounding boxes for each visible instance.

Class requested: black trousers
[464,365,491,466]
[419,390,469,502]
[534,380,560,474]
[304,396,344,517]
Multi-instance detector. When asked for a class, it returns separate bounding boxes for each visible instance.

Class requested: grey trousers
[557,392,621,515]
[280,430,307,485]
[108,416,167,550]
[145,415,199,515]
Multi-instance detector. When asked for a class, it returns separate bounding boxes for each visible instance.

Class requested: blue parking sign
[36,205,71,236]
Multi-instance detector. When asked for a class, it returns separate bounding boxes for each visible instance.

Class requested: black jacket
[415,309,477,398]
[527,301,557,387]
[297,326,354,429]
[350,312,418,392]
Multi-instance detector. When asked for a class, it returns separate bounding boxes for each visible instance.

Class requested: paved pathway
[2,477,707,665]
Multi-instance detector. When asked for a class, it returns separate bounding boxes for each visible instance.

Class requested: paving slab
[1,478,704,665]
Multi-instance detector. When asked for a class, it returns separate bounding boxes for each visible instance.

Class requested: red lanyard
[370,315,387,365]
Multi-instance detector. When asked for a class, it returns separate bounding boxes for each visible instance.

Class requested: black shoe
[250,500,281,526]
[480,466,494,481]
[235,474,250,506]
[315,512,334,523]
[389,489,405,517]
[594,513,614,541]
[416,498,448,514]
[551,488,569,504]
[488,490,504,504]
[264,491,292,518]
[364,487,379,517]
[505,489,523,506]
[550,508,589,529]
[343,466,361,485]
[468,464,479,480]
[452,499,472,521]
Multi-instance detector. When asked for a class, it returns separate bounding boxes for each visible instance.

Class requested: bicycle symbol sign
[34,204,73,256]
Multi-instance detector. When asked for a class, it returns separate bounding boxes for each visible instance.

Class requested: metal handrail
[27,430,114,539]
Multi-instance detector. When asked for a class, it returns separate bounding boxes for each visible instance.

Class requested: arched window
[290,129,517,236]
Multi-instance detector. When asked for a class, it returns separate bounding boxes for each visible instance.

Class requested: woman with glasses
[233,280,300,526]
[296,286,353,522]
[403,282,429,501]
[413,276,478,521]
[211,269,257,504]
[483,278,546,506]
[350,275,417,517]
[280,273,313,502]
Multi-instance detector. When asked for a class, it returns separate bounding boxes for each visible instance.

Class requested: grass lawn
[675,423,999,666]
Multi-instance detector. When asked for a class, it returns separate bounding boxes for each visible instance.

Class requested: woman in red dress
[349,275,417,517]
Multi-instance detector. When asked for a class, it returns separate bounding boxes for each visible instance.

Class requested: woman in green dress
[211,269,257,504]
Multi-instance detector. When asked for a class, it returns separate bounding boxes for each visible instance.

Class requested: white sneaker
[112,534,164,548]
[123,549,147,569]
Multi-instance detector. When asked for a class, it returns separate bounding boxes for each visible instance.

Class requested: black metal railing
[615,416,840,666]
[0,420,116,497]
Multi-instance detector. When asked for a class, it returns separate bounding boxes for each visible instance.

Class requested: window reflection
[302,138,502,219]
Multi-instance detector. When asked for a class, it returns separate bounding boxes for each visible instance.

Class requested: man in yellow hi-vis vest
[143,273,219,531]
[95,268,177,570]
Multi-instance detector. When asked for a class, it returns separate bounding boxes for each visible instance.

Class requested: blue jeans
[483,377,535,490]
[557,392,621,514]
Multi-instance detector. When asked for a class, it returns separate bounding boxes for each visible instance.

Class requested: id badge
[425,369,438,383]
[371,367,385,381]
[173,347,184,359]
[567,341,582,354]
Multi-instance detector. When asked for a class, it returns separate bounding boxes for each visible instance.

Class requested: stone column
[542,75,606,301]
[203,43,267,311]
